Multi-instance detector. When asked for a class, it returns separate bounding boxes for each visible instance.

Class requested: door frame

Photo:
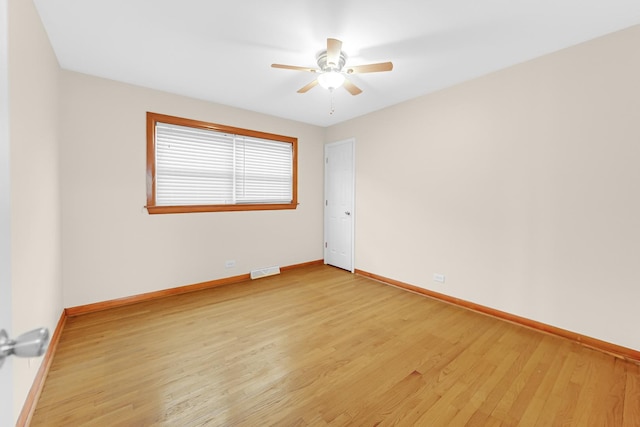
[324,138,356,272]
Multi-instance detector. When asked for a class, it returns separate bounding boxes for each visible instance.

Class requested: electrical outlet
[225,260,236,268]
[433,273,445,283]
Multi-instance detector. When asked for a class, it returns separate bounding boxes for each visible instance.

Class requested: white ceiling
[34,0,640,127]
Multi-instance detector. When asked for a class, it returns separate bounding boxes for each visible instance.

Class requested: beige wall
[326,25,640,351]
[8,0,63,419]
[0,1,11,423]
[59,71,325,308]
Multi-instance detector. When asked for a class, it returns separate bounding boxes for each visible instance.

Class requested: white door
[0,1,13,424]
[324,139,355,272]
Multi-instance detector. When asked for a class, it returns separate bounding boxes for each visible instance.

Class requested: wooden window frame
[146,112,298,214]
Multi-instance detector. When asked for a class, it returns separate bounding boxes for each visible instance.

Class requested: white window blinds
[155,122,293,206]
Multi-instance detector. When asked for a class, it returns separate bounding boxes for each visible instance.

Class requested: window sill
[146,203,298,214]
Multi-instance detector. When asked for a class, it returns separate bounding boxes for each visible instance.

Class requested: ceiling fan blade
[346,62,394,74]
[326,38,342,68]
[297,79,319,93]
[343,79,362,96]
[272,64,318,73]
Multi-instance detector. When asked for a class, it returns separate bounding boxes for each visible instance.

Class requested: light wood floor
[32,265,639,426]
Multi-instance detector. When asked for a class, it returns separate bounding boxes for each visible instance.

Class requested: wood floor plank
[585,356,627,426]
[623,363,640,427]
[30,265,640,426]
[533,347,581,426]
[490,334,558,424]
[516,338,572,425]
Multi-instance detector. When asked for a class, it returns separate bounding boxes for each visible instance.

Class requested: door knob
[345,211,351,215]
[0,328,49,369]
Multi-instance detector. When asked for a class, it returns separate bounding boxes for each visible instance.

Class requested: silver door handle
[0,328,49,369]
[345,211,351,215]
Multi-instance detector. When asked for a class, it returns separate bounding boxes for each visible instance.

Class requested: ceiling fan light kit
[318,71,345,90]
[272,38,393,96]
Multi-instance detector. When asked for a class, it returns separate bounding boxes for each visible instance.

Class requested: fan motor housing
[317,50,346,72]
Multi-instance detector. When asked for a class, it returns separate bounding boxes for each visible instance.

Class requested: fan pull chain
[330,89,336,115]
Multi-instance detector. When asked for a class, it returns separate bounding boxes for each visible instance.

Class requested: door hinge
[325,242,327,248]
[325,158,328,164]
[325,200,328,206]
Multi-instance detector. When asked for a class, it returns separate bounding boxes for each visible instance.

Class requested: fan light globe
[318,71,345,90]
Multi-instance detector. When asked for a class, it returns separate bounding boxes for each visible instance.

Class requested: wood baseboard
[66,259,324,317]
[65,274,250,317]
[355,269,640,364]
[281,259,324,271]
[16,310,67,427]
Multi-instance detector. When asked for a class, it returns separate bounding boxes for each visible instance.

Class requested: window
[146,112,297,214]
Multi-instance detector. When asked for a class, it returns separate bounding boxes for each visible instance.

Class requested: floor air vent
[250,266,281,280]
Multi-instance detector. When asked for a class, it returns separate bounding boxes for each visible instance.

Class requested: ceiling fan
[271,38,393,96]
